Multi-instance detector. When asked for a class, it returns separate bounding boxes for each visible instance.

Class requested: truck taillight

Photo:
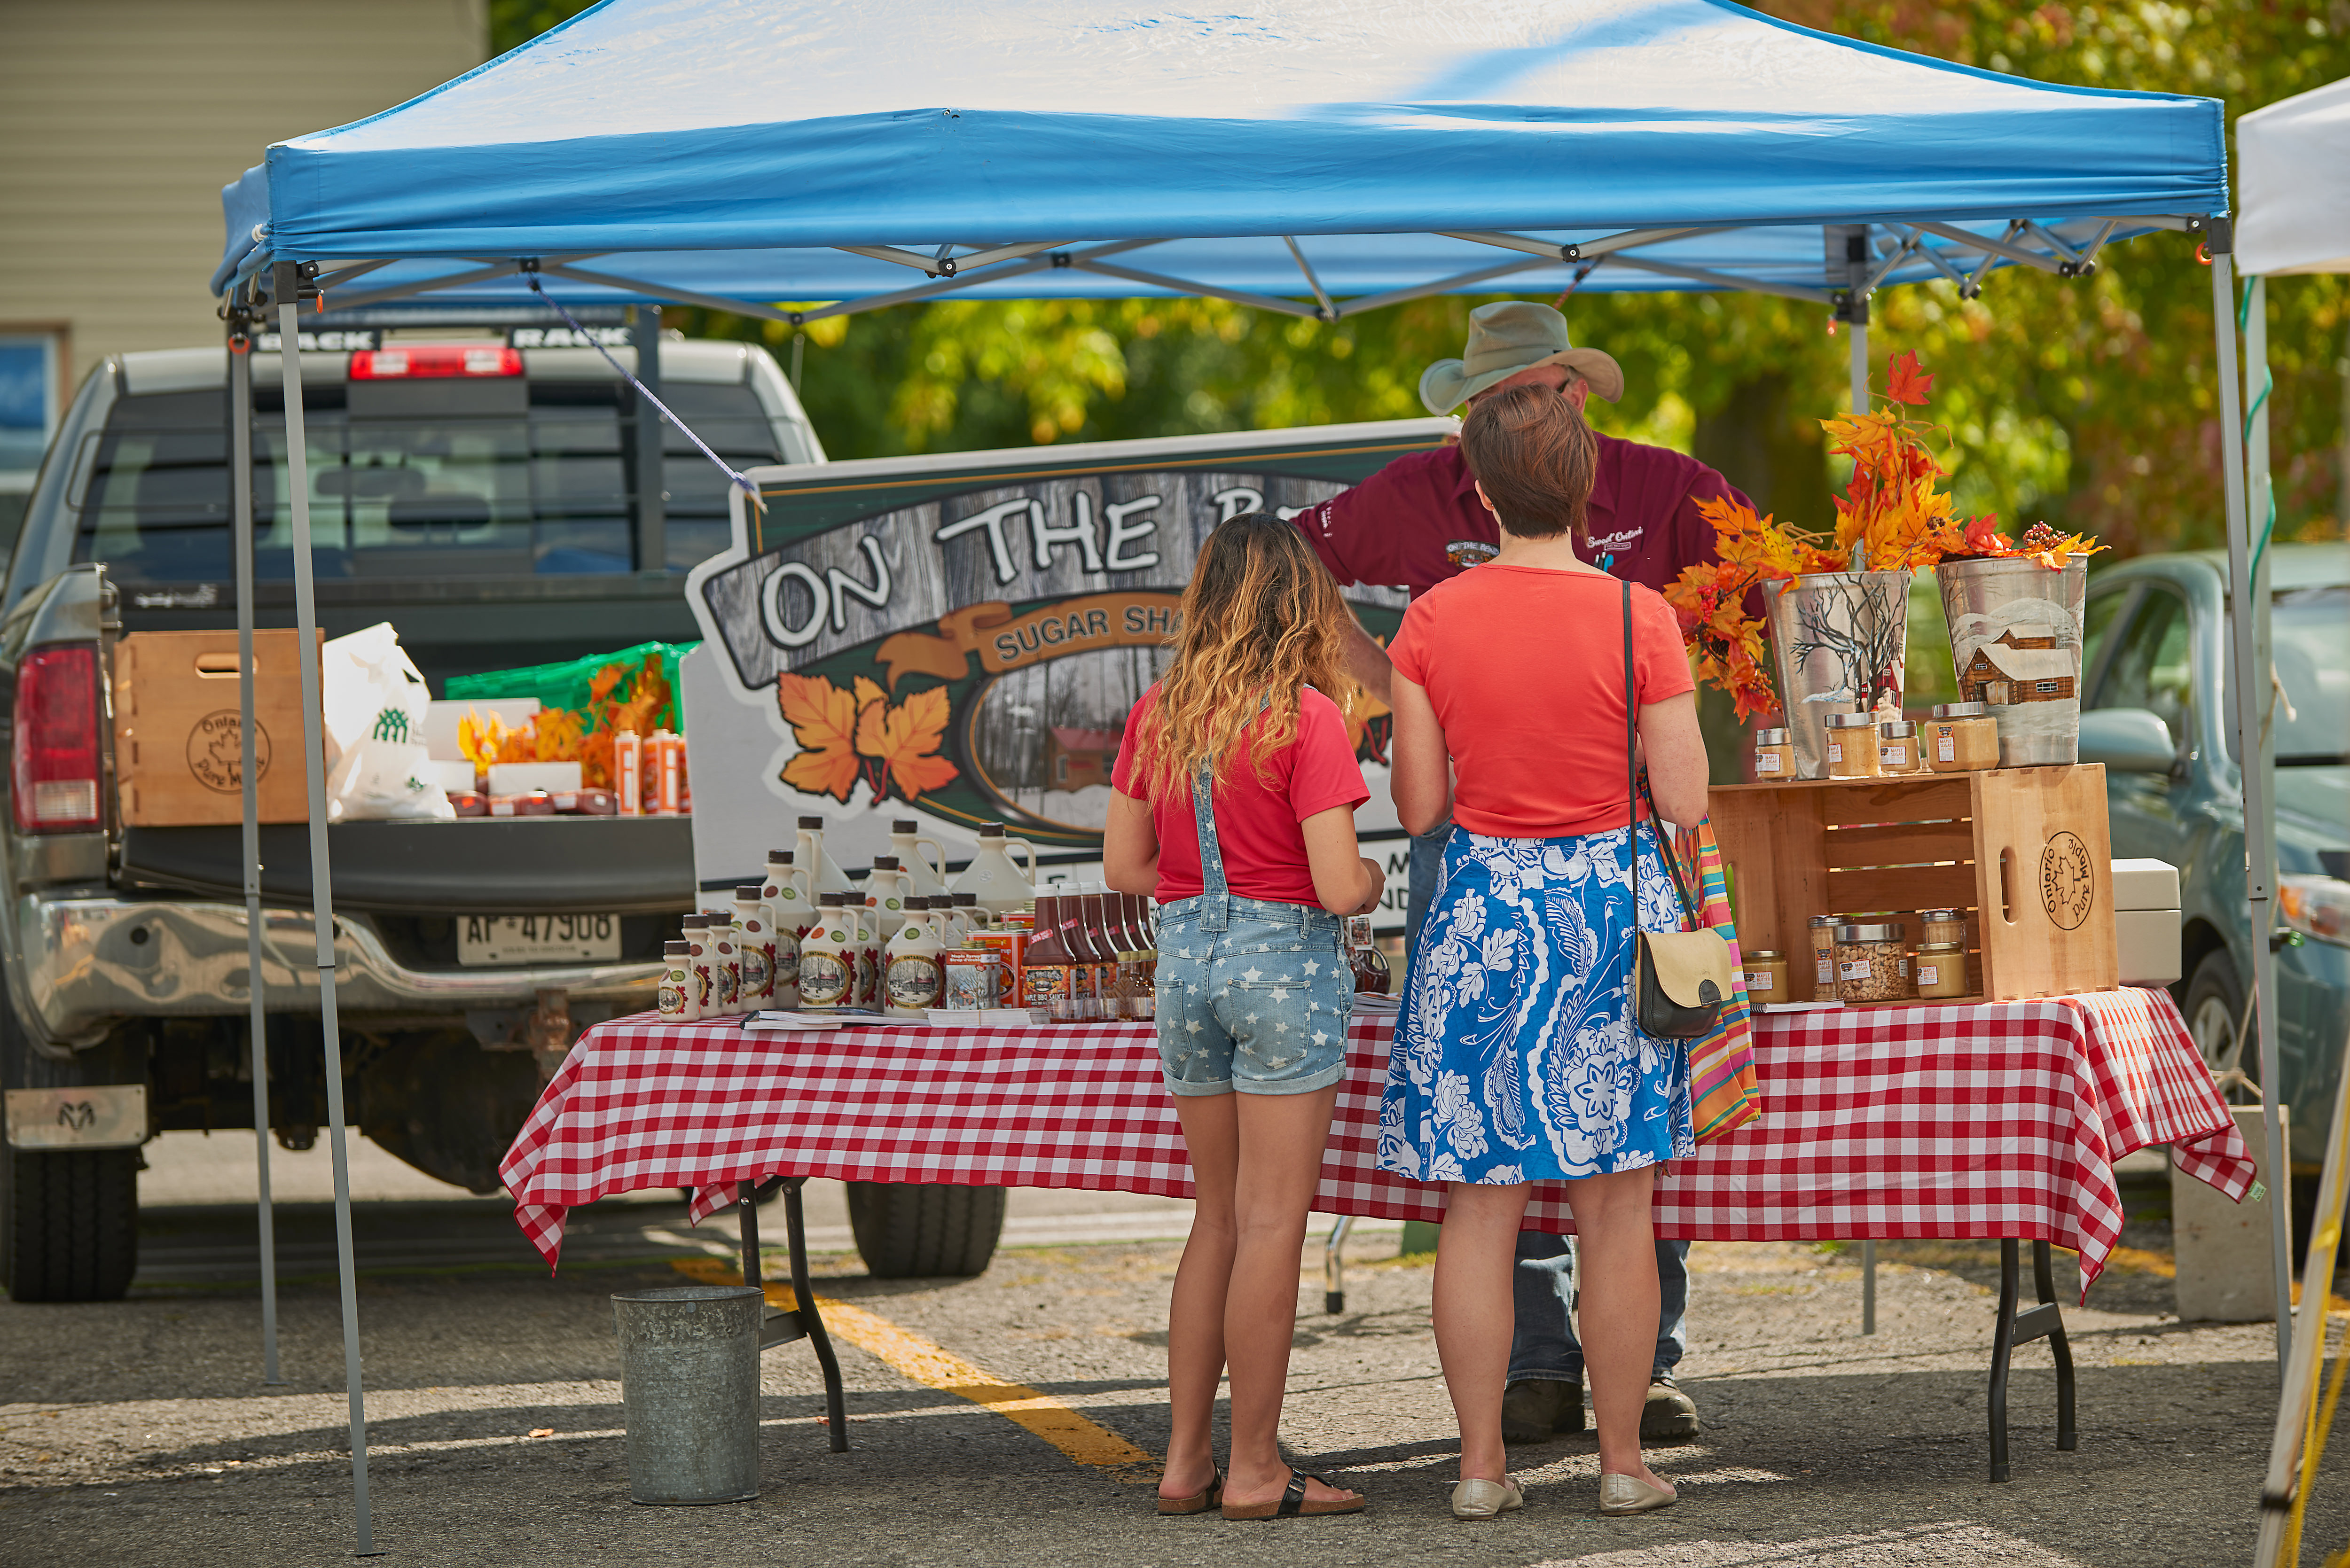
[349,345,522,380]
[13,645,101,834]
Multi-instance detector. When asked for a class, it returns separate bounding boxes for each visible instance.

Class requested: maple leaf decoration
[855,685,960,800]
[1885,349,1935,407]
[776,672,863,801]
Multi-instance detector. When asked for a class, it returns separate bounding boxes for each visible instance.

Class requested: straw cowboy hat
[1418,301,1625,415]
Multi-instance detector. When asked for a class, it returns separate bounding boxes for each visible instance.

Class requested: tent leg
[1846,306,1881,1336]
[227,312,281,1387]
[2211,248,2290,1376]
[273,263,378,1556]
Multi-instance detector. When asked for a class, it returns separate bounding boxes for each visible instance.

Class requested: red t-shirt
[1387,565,1695,840]
[1111,686,1369,905]
[1291,437,1749,597]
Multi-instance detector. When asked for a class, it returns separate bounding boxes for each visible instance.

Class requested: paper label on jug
[799,952,852,1007]
[741,945,772,999]
[887,954,944,1010]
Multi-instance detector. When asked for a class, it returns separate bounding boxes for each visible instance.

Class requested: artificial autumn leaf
[855,686,959,799]
[1885,350,1935,407]
[534,707,586,762]
[457,708,508,770]
[777,672,862,801]
[588,663,625,710]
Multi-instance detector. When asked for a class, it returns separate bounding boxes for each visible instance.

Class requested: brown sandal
[1156,1468,1222,1515]
[1221,1468,1365,1520]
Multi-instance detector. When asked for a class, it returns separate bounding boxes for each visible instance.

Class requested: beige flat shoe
[1450,1475,1523,1520]
[1598,1471,1676,1516]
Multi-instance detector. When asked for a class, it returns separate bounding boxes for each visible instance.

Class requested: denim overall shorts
[1152,764,1353,1097]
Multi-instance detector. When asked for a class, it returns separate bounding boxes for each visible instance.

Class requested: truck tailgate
[119,818,696,915]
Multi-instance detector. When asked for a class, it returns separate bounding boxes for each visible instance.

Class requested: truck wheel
[2184,948,2249,1084]
[1,1147,139,1302]
[844,1182,1006,1279]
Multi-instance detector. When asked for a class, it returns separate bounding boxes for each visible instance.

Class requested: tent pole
[227,310,281,1386]
[1846,268,1878,1337]
[631,304,665,572]
[272,261,378,1555]
[2210,239,2291,1374]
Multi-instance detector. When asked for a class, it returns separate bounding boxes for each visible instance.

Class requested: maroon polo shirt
[1292,436,1750,597]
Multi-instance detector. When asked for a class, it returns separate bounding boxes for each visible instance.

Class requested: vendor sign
[682,421,1446,915]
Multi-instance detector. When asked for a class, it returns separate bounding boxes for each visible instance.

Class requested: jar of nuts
[1833,921,1912,1002]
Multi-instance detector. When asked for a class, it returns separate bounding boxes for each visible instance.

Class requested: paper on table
[1755,1000,1846,1014]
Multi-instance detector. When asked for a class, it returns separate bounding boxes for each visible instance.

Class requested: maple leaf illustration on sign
[856,685,959,800]
[776,672,862,801]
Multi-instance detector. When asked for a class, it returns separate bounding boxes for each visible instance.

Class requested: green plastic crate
[444,640,697,733]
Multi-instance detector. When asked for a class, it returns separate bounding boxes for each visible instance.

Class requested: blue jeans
[1507,1232,1691,1384]
[1410,822,1690,1383]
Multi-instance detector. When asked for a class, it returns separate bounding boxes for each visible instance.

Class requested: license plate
[457,913,621,966]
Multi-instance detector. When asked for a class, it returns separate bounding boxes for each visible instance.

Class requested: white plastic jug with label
[890,819,952,902]
[764,849,814,939]
[793,815,860,906]
[862,857,910,939]
[951,822,1038,917]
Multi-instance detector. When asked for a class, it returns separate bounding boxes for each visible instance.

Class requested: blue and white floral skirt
[1378,824,1694,1186]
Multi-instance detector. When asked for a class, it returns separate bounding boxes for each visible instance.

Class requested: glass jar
[1753,727,1794,781]
[1833,921,1912,1002]
[1807,914,1840,1000]
[1877,718,1925,775]
[1914,941,1969,999]
[1926,701,2001,772]
[1116,952,1157,1021]
[1918,908,1966,948]
[1825,711,1881,779]
[1741,949,1789,1005]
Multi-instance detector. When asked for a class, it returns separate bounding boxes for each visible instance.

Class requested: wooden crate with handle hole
[1705,765,2115,1006]
[112,629,322,826]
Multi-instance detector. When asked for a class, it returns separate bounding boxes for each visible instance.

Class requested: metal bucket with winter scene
[1763,571,1911,779]
[1933,556,2088,767]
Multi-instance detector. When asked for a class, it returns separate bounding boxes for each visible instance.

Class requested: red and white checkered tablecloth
[501,986,2250,1296]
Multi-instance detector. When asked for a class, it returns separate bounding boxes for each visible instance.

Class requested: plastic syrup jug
[658,940,689,1021]
[764,849,814,939]
[951,821,1039,917]
[794,815,861,908]
[890,819,952,902]
[679,914,710,1021]
[863,856,909,939]
[797,894,856,1012]
[734,885,774,1008]
[706,908,742,1016]
[885,897,947,1016]
[768,905,801,1012]
[849,897,882,1009]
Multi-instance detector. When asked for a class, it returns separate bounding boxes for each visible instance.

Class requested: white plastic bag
[319,623,453,822]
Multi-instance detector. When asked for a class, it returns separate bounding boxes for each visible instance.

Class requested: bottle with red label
[1071,883,1118,1018]
[1020,889,1079,1017]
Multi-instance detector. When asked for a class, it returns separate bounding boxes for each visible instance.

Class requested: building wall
[0,0,486,417]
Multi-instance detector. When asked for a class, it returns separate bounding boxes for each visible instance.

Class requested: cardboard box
[113,630,321,826]
[2112,858,2182,986]
[1708,765,2118,1005]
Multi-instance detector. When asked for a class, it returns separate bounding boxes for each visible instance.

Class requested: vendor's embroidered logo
[1445,540,1499,567]
[188,711,269,794]
[2039,831,2095,929]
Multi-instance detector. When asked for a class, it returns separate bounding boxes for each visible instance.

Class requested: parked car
[2076,542,2350,1168]
[0,326,1005,1299]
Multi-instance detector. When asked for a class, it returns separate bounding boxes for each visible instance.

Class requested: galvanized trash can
[611,1285,765,1504]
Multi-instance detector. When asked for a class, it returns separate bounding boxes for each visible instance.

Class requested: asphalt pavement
[0,1130,2338,1566]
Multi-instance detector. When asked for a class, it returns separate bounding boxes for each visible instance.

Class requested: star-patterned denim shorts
[1153,893,1352,1098]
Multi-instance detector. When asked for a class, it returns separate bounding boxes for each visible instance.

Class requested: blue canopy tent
[207,0,2270,1548]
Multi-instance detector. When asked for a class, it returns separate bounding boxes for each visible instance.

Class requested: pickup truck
[0,324,1002,1300]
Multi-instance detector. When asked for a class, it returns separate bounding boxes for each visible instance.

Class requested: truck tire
[844,1182,1006,1279]
[2,1147,139,1302]
[2183,947,2248,1084]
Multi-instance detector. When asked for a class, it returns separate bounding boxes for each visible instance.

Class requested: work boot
[1500,1377,1583,1442]
[1641,1374,1700,1440]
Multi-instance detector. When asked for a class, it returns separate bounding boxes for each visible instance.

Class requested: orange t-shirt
[1386,563,1694,839]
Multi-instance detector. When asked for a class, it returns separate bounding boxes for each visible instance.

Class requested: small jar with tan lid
[1741,949,1789,1004]
[1753,727,1794,781]
[1926,701,2001,773]
[1833,921,1912,1002]
[1877,718,1925,775]
[1825,711,1880,779]
[1914,941,1969,999]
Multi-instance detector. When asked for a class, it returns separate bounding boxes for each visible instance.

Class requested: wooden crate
[113,630,321,826]
[1707,765,2116,1004]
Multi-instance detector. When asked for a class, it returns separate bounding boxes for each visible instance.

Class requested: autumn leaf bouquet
[1665,351,2102,719]
[456,652,676,790]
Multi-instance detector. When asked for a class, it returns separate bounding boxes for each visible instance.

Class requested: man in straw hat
[1292,299,1755,1447]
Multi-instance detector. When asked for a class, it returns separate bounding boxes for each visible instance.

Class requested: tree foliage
[500,0,2350,555]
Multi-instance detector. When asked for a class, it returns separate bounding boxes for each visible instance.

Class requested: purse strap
[1623,580,1703,939]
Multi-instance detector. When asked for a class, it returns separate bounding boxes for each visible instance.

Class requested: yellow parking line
[669,1257,1157,1479]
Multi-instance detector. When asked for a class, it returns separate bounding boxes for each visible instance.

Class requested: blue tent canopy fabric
[212,0,2226,319]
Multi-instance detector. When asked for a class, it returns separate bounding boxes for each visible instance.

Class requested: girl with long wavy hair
[1105,512,1384,1521]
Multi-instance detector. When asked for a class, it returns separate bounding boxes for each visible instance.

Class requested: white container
[891,819,952,902]
[848,898,882,1009]
[769,912,801,1011]
[733,886,774,1008]
[763,850,814,938]
[863,856,910,939]
[796,896,856,1012]
[951,822,1038,916]
[706,909,742,1016]
[794,816,861,906]
[487,760,584,796]
[658,940,689,1021]
[2113,857,2183,987]
[884,897,948,1017]
[680,915,710,1022]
